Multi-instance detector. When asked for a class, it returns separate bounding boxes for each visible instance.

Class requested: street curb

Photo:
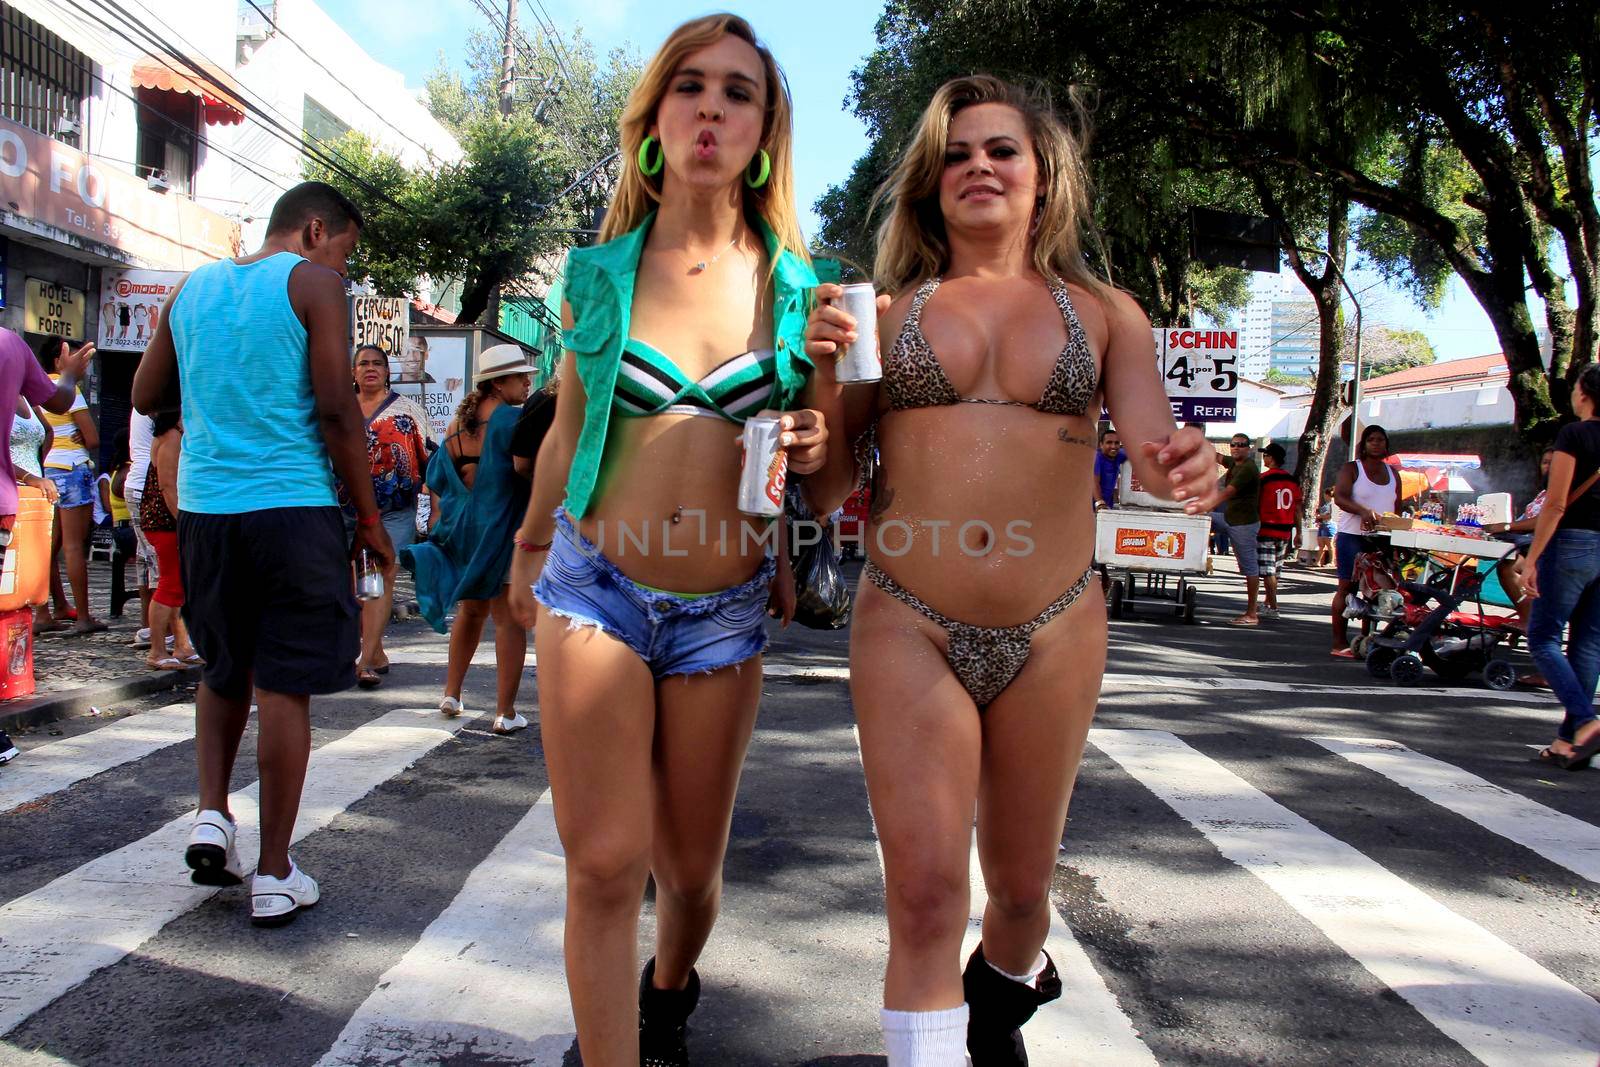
[0,665,199,732]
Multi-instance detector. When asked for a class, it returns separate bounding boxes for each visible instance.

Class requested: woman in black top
[1523,362,1600,769]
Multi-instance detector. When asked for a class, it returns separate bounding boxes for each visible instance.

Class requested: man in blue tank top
[133,181,394,926]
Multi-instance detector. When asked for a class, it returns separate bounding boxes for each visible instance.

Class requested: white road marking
[963,840,1159,1065]
[1,704,194,814]
[1313,737,1600,883]
[1091,728,1600,1067]
[850,728,1156,1064]
[382,646,514,669]
[766,664,1554,708]
[317,790,572,1066]
[0,708,469,1035]
[1102,672,1555,705]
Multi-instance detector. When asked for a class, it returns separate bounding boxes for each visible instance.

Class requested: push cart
[1095,508,1211,624]
[1361,527,1521,690]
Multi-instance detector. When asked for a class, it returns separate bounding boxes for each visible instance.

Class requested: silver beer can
[738,413,788,517]
[355,550,385,601]
[833,282,882,383]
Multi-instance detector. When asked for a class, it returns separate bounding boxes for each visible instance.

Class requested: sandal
[1330,647,1356,659]
[356,666,382,690]
[72,619,108,635]
[147,657,186,671]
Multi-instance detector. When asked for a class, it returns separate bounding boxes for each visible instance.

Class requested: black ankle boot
[639,956,700,1067]
[962,944,1063,1066]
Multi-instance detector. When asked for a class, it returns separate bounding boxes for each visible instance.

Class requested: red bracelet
[356,513,380,528]
[513,534,552,553]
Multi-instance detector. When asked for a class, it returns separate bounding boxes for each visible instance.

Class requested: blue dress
[401,403,528,632]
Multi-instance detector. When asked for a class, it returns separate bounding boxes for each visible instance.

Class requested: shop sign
[25,278,85,339]
[1154,328,1239,423]
[351,295,410,359]
[100,268,185,352]
[0,114,239,270]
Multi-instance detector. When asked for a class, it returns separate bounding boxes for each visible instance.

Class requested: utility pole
[498,0,517,118]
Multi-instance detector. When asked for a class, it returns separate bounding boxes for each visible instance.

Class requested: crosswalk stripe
[316,789,572,1066]
[1313,737,1600,884]
[963,840,1158,1065]
[1101,672,1555,705]
[1091,728,1600,1066]
[851,727,1154,1063]
[382,646,512,669]
[0,708,469,1036]
[1,704,195,814]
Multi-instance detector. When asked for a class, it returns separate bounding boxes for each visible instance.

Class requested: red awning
[131,57,247,127]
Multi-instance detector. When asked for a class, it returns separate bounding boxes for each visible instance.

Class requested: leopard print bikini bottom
[864,560,1097,709]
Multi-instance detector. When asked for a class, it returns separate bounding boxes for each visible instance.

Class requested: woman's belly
[866,406,1098,627]
[576,413,775,592]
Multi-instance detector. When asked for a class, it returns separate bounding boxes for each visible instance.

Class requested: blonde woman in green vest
[506,14,852,1066]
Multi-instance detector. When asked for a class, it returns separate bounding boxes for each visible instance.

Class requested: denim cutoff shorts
[533,509,776,678]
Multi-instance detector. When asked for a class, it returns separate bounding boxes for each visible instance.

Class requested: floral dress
[337,393,431,520]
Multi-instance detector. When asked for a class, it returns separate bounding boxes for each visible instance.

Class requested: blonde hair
[872,75,1108,297]
[600,13,808,269]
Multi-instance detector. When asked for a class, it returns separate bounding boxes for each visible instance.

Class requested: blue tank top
[166,252,337,513]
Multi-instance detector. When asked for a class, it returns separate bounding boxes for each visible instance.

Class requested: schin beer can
[738,413,788,517]
[355,550,385,601]
[833,282,882,383]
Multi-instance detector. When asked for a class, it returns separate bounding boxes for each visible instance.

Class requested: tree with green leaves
[1360,327,1437,379]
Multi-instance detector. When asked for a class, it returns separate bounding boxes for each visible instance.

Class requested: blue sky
[319,0,1505,363]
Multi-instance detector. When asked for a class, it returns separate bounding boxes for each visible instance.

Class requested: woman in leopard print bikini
[807,76,1221,1066]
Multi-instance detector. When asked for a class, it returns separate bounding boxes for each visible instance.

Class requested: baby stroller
[1362,536,1520,690]
[1343,544,1421,661]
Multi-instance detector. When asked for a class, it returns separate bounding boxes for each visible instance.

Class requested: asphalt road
[1,558,1596,1066]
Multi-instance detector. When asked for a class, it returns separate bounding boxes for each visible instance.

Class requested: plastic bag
[786,485,852,630]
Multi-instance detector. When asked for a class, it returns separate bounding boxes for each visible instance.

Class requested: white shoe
[185,809,244,886]
[439,695,463,718]
[251,859,320,925]
[1259,606,1280,619]
[131,627,152,650]
[492,712,528,735]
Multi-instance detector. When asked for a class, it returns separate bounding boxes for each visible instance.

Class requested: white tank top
[1337,460,1395,534]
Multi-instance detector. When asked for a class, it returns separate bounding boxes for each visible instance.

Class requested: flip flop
[373,664,390,675]
[1229,616,1260,627]
[1562,734,1600,771]
[1330,648,1356,659]
[356,667,382,690]
[180,653,204,666]
[72,620,109,635]
[147,657,186,671]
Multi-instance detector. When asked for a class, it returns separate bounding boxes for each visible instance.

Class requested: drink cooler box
[1094,508,1211,624]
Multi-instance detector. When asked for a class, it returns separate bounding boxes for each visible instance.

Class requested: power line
[237,0,446,164]
[523,0,575,83]
[4,17,293,199]
[66,0,395,200]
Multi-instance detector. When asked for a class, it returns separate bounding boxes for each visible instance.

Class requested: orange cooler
[0,487,56,613]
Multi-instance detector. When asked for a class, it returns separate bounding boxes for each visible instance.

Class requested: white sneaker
[185,809,244,886]
[0,729,17,765]
[1259,606,1280,619]
[439,695,463,718]
[492,712,528,735]
[251,859,320,925]
[131,627,152,650]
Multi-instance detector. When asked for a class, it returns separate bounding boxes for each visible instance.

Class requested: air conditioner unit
[146,171,171,193]
[55,110,81,139]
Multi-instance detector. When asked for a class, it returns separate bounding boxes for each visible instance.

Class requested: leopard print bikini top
[884,276,1097,416]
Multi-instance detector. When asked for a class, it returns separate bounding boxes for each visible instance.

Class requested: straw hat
[473,343,536,385]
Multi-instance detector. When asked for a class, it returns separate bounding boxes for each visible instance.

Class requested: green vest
[559,212,820,519]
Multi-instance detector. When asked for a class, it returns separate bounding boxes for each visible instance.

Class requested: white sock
[881,1005,969,1066]
[987,951,1048,986]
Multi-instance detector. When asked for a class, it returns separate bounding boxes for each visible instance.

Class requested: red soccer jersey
[1259,468,1301,541]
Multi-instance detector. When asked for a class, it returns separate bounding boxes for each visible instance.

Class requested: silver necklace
[688,236,739,274]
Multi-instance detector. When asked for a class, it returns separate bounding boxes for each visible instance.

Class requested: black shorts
[179,507,358,699]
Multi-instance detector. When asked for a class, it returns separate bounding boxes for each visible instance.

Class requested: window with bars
[0,2,91,141]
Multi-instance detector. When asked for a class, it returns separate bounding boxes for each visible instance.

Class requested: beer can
[355,550,385,601]
[738,413,788,517]
[833,283,882,383]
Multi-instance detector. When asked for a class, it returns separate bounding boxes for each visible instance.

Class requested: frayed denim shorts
[533,509,776,678]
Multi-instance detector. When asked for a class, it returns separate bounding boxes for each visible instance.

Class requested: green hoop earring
[637,135,663,177]
[745,148,771,189]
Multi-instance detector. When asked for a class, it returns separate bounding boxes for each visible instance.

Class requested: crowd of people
[0,11,1595,1067]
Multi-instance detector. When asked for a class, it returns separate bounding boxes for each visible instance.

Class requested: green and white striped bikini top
[612,337,779,424]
